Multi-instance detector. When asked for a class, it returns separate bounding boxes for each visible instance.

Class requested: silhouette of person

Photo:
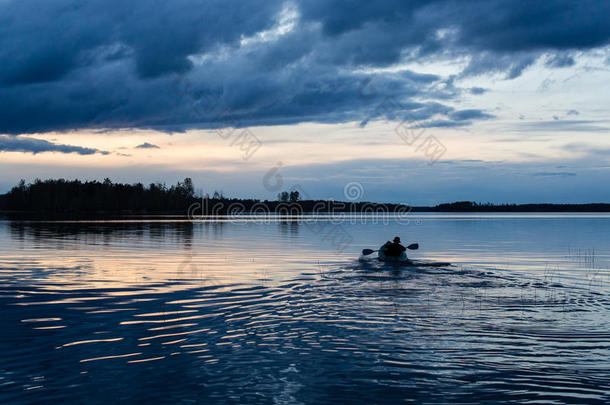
[384,236,406,257]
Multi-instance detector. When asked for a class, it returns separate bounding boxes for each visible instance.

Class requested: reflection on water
[1,214,610,403]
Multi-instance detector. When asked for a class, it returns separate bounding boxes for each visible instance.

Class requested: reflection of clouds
[0,219,360,293]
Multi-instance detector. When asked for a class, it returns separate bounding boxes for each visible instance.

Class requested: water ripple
[1,219,610,403]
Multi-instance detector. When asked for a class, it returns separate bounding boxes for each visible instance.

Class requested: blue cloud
[0,135,107,155]
[532,172,577,177]
[470,87,488,95]
[416,120,471,128]
[0,0,609,134]
[517,120,610,132]
[135,142,160,149]
[449,109,495,121]
[545,54,576,68]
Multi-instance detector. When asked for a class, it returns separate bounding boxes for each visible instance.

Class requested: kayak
[407,260,452,267]
[378,245,408,263]
[379,258,451,267]
[377,245,450,266]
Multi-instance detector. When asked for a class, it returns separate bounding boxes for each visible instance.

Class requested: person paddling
[383,236,407,257]
[361,239,419,263]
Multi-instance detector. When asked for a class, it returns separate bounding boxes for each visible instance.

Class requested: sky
[1,0,610,205]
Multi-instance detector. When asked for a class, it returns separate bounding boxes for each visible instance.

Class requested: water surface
[1,214,609,403]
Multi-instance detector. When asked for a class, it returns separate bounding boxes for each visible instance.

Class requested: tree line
[429,201,610,212]
[0,178,410,215]
[2,180,609,216]
[0,178,197,214]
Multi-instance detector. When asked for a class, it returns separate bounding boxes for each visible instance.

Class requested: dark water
[1,214,609,404]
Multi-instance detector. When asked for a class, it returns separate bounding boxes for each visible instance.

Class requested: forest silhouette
[1,179,610,216]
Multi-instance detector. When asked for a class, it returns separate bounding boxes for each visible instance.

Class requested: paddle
[362,243,419,256]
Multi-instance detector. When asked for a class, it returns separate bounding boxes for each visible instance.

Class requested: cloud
[561,142,610,157]
[545,53,576,68]
[470,87,487,95]
[416,120,471,128]
[135,142,160,149]
[0,0,609,135]
[449,109,495,121]
[247,157,608,203]
[0,135,107,155]
[1,155,609,204]
[532,172,577,177]
[516,120,610,132]
[460,52,537,79]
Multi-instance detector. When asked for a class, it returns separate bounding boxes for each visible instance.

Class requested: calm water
[1,214,610,404]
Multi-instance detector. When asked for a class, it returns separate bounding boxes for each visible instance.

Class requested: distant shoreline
[3,202,610,221]
[2,179,610,218]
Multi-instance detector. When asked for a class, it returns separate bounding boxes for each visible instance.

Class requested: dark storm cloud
[1,0,609,135]
[0,0,281,84]
[298,0,610,70]
[0,135,107,155]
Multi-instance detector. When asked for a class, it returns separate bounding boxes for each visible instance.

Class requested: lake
[1,214,610,403]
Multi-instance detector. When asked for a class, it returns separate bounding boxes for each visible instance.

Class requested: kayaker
[384,237,407,257]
